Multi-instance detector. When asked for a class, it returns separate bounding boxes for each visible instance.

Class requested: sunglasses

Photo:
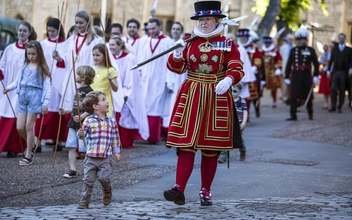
[232,89,238,93]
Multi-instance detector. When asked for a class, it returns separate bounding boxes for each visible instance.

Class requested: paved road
[0,91,351,219]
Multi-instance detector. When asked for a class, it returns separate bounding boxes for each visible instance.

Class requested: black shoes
[164,184,185,205]
[328,108,336,112]
[286,117,297,121]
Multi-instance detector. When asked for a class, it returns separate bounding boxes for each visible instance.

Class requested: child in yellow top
[91,43,118,115]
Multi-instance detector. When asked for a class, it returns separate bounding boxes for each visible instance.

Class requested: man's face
[338,34,346,44]
[111,27,122,37]
[171,23,183,40]
[127,22,139,38]
[239,36,248,45]
[148,22,161,38]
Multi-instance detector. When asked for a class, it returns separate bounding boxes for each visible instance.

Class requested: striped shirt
[234,97,247,123]
[82,114,121,158]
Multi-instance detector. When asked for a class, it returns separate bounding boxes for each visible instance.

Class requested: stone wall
[1,0,350,46]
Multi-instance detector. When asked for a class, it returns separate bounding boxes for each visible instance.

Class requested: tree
[254,0,328,41]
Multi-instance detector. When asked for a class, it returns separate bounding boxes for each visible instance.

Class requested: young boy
[218,83,248,163]
[77,90,121,209]
[60,66,95,178]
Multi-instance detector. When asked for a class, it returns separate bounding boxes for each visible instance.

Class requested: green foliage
[253,0,328,29]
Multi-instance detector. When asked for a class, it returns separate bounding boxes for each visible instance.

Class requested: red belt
[293,65,311,70]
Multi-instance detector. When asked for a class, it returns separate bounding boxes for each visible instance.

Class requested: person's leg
[164,149,195,205]
[24,113,37,159]
[97,157,113,205]
[78,157,97,208]
[199,150,218,206]
[175,150,196,193]
[271,89,277,107]
[306,98,314,120]
[337,72,346,110]
[323,94,329,109]
[330,73,338,111]
[146,116,161,143]
[16,113,27,141]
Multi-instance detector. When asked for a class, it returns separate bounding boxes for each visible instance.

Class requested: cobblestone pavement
[0,192,351,219]
[0,91,351,219]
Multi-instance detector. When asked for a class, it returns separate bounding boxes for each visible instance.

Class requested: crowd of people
[0,0,351,209]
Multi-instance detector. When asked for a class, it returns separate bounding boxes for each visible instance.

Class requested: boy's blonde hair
[76,66,95,85]
[83,91,106,114]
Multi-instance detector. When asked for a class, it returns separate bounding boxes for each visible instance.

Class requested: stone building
[1,0,351,51]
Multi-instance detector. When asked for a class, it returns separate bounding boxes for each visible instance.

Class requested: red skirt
[34,112,70,142]
[318,72,331,95]
[0,117,27,154]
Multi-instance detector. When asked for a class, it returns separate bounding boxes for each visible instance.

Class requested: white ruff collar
[194,23,224,38]
[262,43,275,52]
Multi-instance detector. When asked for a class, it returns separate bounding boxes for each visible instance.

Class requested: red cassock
[166,35,244,151]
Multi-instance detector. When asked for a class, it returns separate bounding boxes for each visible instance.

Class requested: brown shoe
[77,202,89,209]
[103,192,112,206]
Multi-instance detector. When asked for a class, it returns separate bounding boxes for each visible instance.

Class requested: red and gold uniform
[262,47,282,89]
[244,43,263,100]
[166,35,244,151]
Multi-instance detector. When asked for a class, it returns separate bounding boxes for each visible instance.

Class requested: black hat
[190,1,226,20]
[236,28,250,37]
[263,36,273,43]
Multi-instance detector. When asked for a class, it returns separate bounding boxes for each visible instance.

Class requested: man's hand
[173,39,186,58]
[284,78,291,85]
[215,77,232,95]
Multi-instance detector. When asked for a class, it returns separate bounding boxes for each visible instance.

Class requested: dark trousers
[290,99,313,119]
[330,71,346,110]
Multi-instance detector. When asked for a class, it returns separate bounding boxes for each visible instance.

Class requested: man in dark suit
[284,28,319,121]
[327,33,352,113]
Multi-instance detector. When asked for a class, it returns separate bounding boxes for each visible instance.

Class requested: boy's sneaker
[218,152,227,163]
[199,187,212,206]
[19,157,32,166]
[164,184,185,205]
[103,192,112,205]
[77,202,89,209]
[63,170,77,178]
[240,151,246,161]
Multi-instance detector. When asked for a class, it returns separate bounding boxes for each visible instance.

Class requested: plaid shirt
[82,114,121,158]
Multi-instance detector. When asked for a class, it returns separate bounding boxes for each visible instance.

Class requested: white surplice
[40,38,67,112]
[59,34,104,110]
[114,52,149,140]
[138,33,174,117]
[238,44,256,99]
[0,43,26,118]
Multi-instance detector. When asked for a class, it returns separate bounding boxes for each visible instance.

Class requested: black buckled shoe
[199,188,212,206]
[164,184,185,205]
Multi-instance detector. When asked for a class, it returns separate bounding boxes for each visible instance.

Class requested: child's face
[231,86,240,98]
[76,73,84,84]
[94,94,109,114]
[26,47,38,63]
[92,49,104,66]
